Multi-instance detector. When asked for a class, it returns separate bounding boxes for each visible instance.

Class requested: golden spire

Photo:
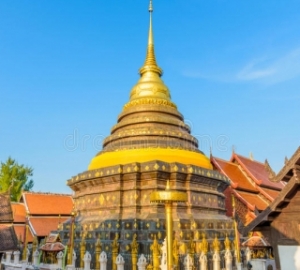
[129,0,171,102]
[139,0,162,76]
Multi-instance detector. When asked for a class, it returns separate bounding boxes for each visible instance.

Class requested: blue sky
[0,0,299,193]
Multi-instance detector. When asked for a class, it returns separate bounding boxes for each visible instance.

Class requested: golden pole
[150,181,187,270]
[68,210,76,265]
[22,224,28,261]
[22,211,29,261]
[231,194,241,263]
[80,235,86,268]
[165,202,173,270]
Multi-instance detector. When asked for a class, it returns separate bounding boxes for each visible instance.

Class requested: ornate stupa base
[58,161,234,268]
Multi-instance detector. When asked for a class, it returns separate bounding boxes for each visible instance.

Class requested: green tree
[0,157,34,201]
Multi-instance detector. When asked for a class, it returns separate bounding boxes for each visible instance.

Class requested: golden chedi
[65,0,233,268]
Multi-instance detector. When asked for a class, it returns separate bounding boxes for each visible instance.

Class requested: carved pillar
[224,250,232,270]
[99,251,107,270]
[80,236,86,268]
[68,210,76,266]
[116,254,125,270]
[212,235,221,270]
[137,254,148,270]
[57,251,64,269]
[83,251,92,270]
[13,251,21,265]
[6,251,12,264]
[33,250,40,266]
[184,254,193,270]
[199,252,207,270]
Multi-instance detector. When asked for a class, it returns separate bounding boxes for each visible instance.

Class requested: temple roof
[212,157,257,192]
[235,191,268,211]
[0,225,18,252]
[13,224,34,243]
[22,192,73,216]
[211,153,283,226]
[11,203,26,223]
[29,217,68,237]
[6,192,74,242]
[231,153,283,190]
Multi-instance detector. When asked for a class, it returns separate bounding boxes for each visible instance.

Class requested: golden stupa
[88,1,211,172]
[64,1,232,267]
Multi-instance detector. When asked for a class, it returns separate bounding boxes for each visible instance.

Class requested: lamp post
[150,181,187,270]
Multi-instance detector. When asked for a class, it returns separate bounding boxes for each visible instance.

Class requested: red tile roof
[213,157,257,192]
[232,154,283,190]
[23,193,73,215]
[13,224,34,243]
[11,203,26,223]
[236,191,268,211]
[260,188,280,200]
[29,217,69,237]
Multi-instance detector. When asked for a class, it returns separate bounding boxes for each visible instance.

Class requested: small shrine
[40,233,66,266]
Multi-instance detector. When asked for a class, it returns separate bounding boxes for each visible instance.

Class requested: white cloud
[236,48,300,84]
[182,47,300,85]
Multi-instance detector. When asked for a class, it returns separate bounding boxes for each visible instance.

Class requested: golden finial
[212,234,221,252]
[224,234,231,251]
[128,0,172,103]
[139,0,162,76]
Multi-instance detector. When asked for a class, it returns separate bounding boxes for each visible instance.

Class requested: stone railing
[1,246,276,270]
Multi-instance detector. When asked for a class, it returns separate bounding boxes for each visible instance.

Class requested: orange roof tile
[213,157,257,192]
[11,203,26,223]
[236,191,268,211]
[13,224,34,243]
[23,193,73,215]
[233,154,283,190]
[260,188,280,200]
[29,217,68,237]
